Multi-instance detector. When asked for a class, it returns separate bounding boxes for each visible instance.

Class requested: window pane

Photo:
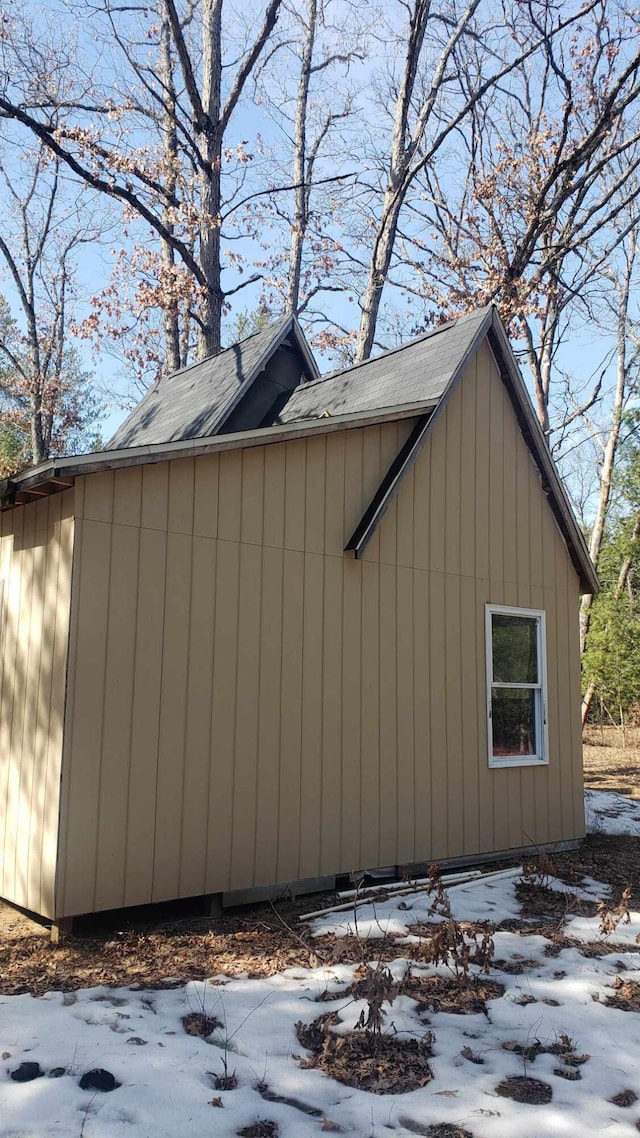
[492,614,538,683]
[491,687,537,757]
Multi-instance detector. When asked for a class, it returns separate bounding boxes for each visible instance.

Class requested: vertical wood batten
[44,509,73,917]
[361,426,382,564]
[396,564,415,863]
[63,518,112,914]
[113,466,143,528]
[21,535,44,911]
[193,453,219,539]
[474,346,491,581]
[412,568,430,857]
[218,448,242,543]
[320,553,342,874]
[206,538,240,892]
[253,544,283,887]
[360,559,381,868]
[124,526,167,907]
[460,573,480,854]
[6,513,31,902]
[168,457,195,536]
[240,447,265,547]
[341,558,362,872]
[378,560,398,864]
[152,530,193,901]
[180,535,217,897]
[299,552,324,879]
[94,523,140,911]
[229,540,262,889]
[284,439,306,552]
[33,512,57,912]
[277,548,304,881]
[428,568,447,860]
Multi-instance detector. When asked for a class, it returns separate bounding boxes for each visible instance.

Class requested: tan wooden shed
[0,307,598,928]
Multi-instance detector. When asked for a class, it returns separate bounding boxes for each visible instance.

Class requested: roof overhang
[486,312,598,595]
[0,399,439,508]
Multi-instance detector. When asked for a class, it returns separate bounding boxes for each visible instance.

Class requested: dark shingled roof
[279,307,491,422]
[106,314,317,450]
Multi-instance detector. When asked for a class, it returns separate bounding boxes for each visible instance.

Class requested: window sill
[489,756,548,769]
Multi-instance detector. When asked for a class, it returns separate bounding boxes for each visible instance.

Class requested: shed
[0,306,597,929]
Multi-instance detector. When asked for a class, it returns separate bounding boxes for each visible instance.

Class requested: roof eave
[487,310,599,596]
[0,399,440,508]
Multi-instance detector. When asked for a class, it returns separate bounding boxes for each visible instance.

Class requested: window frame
[485,603,548,769]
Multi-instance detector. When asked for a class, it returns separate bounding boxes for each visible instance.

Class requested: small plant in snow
[521,852,555,888]
[426,864,495,983]
[353,962,398,1042]
[597,885,633,937]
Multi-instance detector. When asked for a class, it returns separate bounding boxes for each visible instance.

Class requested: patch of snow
[585,789,640,836]
[309,868,524,941]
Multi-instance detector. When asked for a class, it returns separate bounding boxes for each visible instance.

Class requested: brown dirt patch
[605,1087,633,1106]
[295,1016,433,1094]
[495,1076,552,1104]
[493,957,540,974]
[0,895,374,997]
[552,833,640,909]
[605,978,640,1012]
[515,882,597,920]
[583,727,640,800]
[399,974,505,1015]
[610,1089,638,1107]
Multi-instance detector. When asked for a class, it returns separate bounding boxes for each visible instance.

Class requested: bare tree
[0,136,101,467]
[350,0,637,366]
[398,3,640,437]
[0,0,285,361]
[578,229,640,651]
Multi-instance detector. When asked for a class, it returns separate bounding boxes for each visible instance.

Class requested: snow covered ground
[1,789,640,1138]
[585,787,640,836]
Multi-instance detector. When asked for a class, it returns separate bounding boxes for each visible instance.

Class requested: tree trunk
[287,0,316,313]
[354,0,478,362]
[354,188,404,362]
[198,0,224,359]
[160,11,182,374]
[354,0,430,363]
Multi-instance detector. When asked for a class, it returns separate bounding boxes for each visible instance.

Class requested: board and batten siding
[55,340,583,917]
[0,490,74,919]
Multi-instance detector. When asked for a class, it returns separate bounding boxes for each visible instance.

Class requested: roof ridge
[298,306,492,392]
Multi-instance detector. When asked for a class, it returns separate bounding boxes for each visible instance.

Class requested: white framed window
[485,604,548,768]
